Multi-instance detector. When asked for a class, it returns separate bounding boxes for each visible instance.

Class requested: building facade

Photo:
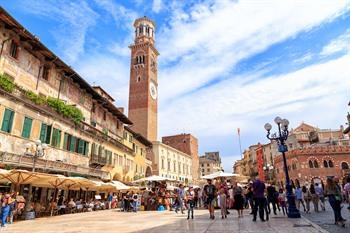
[151,141,192,184]
[0,8,152,182]
[199,152,223,176]
[128,16,159,142]
[162,134,200,182]
[274,145,350,184]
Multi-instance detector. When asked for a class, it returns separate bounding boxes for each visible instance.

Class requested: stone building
[286,122,348,150]
[0,8,152,182]
[162,134,200,182]
[274,145,350,184]
[199,152,223,176]
[151,141,192,184]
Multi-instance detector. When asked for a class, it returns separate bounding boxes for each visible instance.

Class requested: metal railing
[0,152,109,179]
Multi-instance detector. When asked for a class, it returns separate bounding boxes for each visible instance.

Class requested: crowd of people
[0,175,349,229]
[193,175,350,228]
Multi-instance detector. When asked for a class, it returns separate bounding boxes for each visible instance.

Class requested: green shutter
[21,117,32,138]
[51,128,61,147]
[84,142,89,156]
[45,125,52,144]
[39,123,47,142]
[63,133,68,150]
[51,129,57,147]
[1,109,14,133]
[69,136,76,152]
[77,139,84,154]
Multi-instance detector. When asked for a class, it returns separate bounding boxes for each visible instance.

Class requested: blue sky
[2,0,350,172]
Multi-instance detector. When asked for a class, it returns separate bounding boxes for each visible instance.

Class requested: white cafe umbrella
[133,175,173,183]
[201,171,240,179]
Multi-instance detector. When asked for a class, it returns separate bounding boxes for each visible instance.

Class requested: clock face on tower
[149,81,157,100]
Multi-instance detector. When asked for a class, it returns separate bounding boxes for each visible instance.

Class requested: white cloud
[74,54,130,107]
[293,53,313,64]
[21,0,99,64]
[320,29,350,56]
[157,0,350,102]
[152,0,163,13]
[159,55,350,139]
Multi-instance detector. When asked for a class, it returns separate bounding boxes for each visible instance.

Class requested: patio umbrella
[201,171,240,179]
[110,180,131,191]
[133,175,174,183]
[0,169,41,191]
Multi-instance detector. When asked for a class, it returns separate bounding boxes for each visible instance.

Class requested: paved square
[6,209,327,233]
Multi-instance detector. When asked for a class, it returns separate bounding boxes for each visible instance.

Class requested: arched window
[341,162,349,170]
[323,160,328,168]
[328,160,334,168]
[309,160,314,168]
[292,163,297,170]
[314,160,319,168]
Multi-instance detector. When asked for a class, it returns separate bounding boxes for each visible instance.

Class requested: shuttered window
[84,142,89,156]
[39,123,52,144]
[77,139,85,154]
[63,133,68,150]
[1,108,15,133]
[51,128,61,148]
[21,117,33,138]
[69,136,76,152]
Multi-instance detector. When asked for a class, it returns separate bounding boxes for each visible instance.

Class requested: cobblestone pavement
[301,202,349,233]
[5,209,329,233]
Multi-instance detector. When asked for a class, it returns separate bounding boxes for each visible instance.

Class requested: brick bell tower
[128,16,159,141]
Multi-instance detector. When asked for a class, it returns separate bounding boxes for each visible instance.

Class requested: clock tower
[128,16,159,141]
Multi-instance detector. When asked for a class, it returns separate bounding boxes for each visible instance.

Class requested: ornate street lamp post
[23,139,47,219]
[264,117,300,218]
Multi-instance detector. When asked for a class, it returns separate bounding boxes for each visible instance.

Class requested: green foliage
[0,73,15,93]
[47,97,84,124]
[24,90,46,105]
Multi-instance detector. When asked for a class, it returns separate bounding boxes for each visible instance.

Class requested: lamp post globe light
[263,164,274,181]
[23,140,47,220]
[264,117,300,218]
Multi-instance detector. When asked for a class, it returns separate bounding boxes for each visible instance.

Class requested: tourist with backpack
[203,179,217,219]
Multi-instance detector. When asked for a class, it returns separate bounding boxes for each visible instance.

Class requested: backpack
[205,185,215,197]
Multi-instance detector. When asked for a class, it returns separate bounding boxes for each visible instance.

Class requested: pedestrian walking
[302,186,311,214]
[266,184,278,215]
[295,185,306,212]
[228,187,234,209]
[310,184,319,212]
[185,186,195,219]
[107,192,113,209]
[344,176,350,212]
[203,179,217,219]
[325,177,346,227]
[233,183,244,217]
[252,178,266,222]
[132,192,138,212]
[246,185,254,214]
[278,188,287,215]
[219,188,227,219]
[314,183,325,211]
[8,192,16,224]
[1,194,11,228]
[177,184,185,214]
